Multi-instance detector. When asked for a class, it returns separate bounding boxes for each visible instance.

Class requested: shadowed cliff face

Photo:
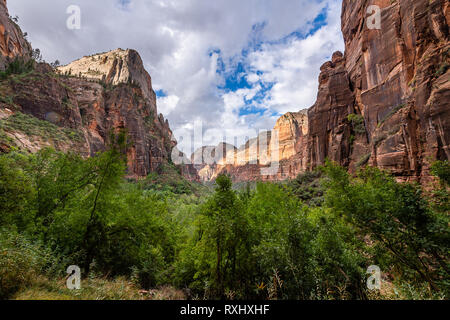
[306,0,448,184]
[307,51,354,170]
[340,0,449,183]
[0,0,31,70]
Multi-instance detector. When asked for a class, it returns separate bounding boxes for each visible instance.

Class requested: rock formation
[193,0,449,184]
[0,2,179,179]
[1,0,448,185]
[193,112,309,182]
[57,49,157,103]
[340,0,449,184]
[0,0,31,70]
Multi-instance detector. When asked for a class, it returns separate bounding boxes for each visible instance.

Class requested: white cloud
[8,0,344,154]
[157,95,180,115]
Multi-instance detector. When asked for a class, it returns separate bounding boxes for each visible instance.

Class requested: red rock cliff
[339,0,449,183]
[0,0,31,70]
[196,0,449,183]
[0,2,177,178]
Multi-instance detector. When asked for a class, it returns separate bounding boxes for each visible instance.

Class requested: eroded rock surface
[199,0,449,184]
[0,0,31,70]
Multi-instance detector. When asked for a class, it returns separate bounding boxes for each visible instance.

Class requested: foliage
[431,160,450,187]
[347,113,366,134]
[288,170,324,206]
[0,112,84,145]
[0,144,448,300]
[142,163,206,196]
[322,161,450,295]
[0,229,56,299]
[0,58,34,80]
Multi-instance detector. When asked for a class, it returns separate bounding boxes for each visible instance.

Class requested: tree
[31,48,43,63]
[50,60,60,68]
[80,131,128,275]
[322,161,450,294]
[191,174,249,298]
[0,153,34,229]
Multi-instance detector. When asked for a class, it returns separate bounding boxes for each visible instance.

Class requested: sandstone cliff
[197,0,449,184]
[0,0,31,70]
[2,0,448,184]
[193,112,309,182]
[341,0,449,183]
[0,2,178,178]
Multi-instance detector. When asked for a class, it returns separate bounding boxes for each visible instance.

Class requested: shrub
[288,170,324,206]
[431,160,450,187]
[322,161,450,295]
[347,114,366,134]
[0,58,34,80]
[0,229,55,299]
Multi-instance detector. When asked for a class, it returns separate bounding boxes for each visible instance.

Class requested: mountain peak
[58,48,156,103]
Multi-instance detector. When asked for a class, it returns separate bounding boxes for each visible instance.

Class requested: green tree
[80,131,128,275]
[0,152,34,230]
[322,161,450,294]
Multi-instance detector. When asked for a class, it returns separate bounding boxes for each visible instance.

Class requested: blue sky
[9,0,344,154]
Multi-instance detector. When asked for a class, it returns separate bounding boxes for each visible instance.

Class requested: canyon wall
[199,0,449,184]
[341,0,449,183]
[0,0,31,70]
[0,1,179,178]
[1,0,448,184]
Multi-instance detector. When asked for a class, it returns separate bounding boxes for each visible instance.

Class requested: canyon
[1,0,449,185]
[192,0,450,185]
[0,0,182,179]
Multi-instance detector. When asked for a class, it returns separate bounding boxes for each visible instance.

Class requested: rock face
[192,113,309,182]
[2,0,448,184]
[305,0,449,183]
[307,51,354,170]
[194,0,449,184]
[1,58,175,177]
[340,0,449,183]
[57,49,157,104]
[0,0,31,70]
[0,2,178,178]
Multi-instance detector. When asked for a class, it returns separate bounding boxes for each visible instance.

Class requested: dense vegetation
[0,135,448,300]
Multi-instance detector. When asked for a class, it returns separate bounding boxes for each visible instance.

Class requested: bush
[0,58,34,80]
[347,114,366,134]
[288,170,324,206]
[322,161,450,296]
[0,229,55,299]
[431,160,450,187]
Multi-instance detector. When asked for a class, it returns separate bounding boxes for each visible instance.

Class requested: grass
[356,153,371,168]
[0,112,84,145]
[14,277,141,300]
[379,104,406,126]
[13,276,186,300]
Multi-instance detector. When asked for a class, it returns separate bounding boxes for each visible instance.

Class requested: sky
[8,0,344,155]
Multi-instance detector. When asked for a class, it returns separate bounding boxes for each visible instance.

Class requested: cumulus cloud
[8,0,344,155]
